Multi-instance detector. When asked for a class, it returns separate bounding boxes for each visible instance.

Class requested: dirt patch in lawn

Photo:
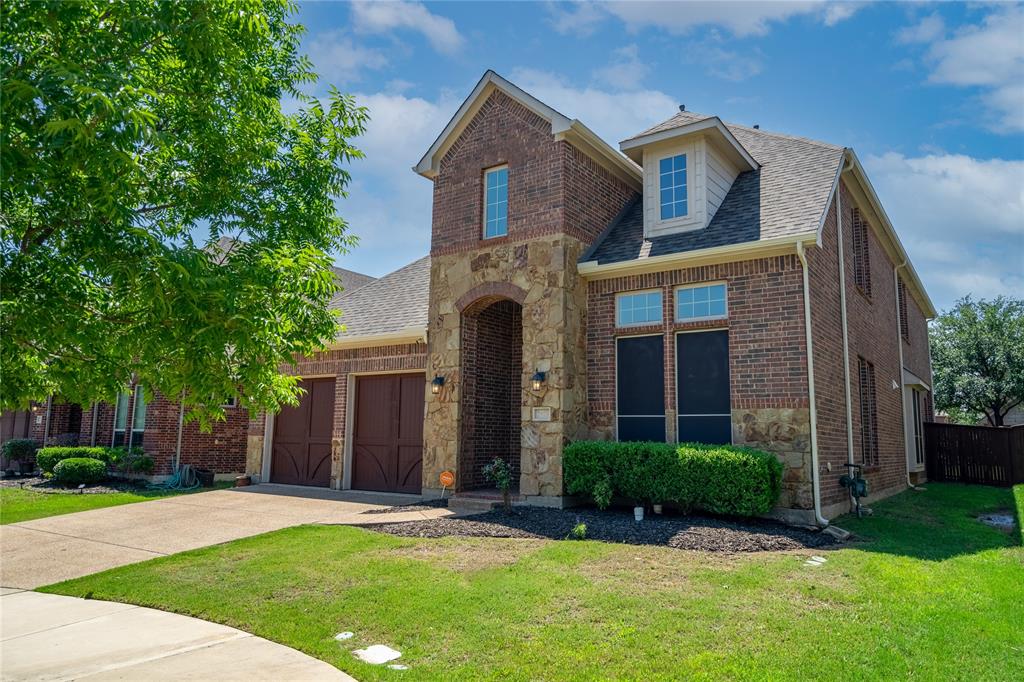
[382,537,551,572]
[360,506,835,553]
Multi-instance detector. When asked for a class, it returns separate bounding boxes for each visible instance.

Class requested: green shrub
[52,457,107,485]
[107,447,155,475]
[563,440,784,517]
[568,522,587,540]
[36,446,112,474]
[1,438,38,463]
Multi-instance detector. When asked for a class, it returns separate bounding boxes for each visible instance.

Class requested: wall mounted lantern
[531,371,547,391]
[431,375,445,395]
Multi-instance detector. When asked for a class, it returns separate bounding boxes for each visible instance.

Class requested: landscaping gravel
[362,506,836,552]
[360,498,449,515]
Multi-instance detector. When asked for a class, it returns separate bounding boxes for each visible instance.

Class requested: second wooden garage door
[352,374,424,494]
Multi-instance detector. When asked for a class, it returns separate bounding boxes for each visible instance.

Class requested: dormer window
[659,154,688,220]
[483,165,508,239]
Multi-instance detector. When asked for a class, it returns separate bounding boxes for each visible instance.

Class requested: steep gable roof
[330,266,376,296]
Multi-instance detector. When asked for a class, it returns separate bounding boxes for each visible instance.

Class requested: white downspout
[174,400,185,470]
[835,164,857,511]
[796,241,829,527]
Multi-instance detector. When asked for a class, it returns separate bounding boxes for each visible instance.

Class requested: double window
[483,166,508,239]
[113,385,147,448]
[659,154,688,220]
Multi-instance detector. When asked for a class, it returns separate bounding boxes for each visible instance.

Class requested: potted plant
[1,439,38,476]
[482,457,513,510]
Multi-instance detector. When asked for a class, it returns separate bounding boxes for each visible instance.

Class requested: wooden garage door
[271,378,335,487]
[352,374,424,494]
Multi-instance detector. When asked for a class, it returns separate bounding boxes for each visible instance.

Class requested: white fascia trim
[414,70,572,179]
[844,149,937,318]
[578,232,818,280]
[620,117,759,171]
[327,326,427,350]
[558,120,642,189]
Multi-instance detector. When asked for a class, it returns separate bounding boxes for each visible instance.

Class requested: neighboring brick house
[23,70,937,526]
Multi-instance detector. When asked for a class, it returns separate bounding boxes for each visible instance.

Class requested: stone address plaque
[532,407,552,422]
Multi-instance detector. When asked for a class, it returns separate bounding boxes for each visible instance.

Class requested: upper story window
[898,278,910,342]
[659,154,688,220]
[617,290,663,327]
[483,166,508,239]
[852,207,872,298]
[676,283,727,322]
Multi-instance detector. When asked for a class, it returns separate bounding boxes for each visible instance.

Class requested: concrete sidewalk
[1,484,452,590]
[0,590,355,681]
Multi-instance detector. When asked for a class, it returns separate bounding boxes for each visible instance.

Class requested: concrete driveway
[1,484,451,590]
[1,590,355,681]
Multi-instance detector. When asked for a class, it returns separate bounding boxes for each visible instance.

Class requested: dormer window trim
[643,138,703,238]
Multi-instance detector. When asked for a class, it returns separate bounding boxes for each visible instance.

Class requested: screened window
[659,154,688,220]
[898,278,910,342]
[617,290,662,327]
[483,166,508,238]
[852,207,872,297]
[616,335,666,442]
[912,388,924,466]
[676,283,727,321]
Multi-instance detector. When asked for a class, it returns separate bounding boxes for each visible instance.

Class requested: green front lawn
[43,483,1023,680]
[0,483,230,525]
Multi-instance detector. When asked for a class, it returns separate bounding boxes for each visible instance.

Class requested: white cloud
[895,13,944,45]
[691,44,763,81]
[550,1,861,37]
[306,31,388,84]
[593,44,649,89]
[864,151,1024,309]
[508,68,677,143]
[351,1,464,54]
[906,5,1024,133]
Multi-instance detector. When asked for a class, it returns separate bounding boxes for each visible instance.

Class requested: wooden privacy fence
[923,422,1024,487]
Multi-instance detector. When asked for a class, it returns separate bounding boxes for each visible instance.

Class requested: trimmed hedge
[1,438,38,463]
[564,441,783,517]
[52,457,107,485]
[36,446,113,474]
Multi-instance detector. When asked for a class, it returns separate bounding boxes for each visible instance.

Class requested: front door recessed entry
[271,378,335,487]
[616,335,666,441]
[676,330,731,444]
[351,373,425,494]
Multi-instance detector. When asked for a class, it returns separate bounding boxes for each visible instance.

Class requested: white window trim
[615,288,664,328]
[657,152,689,221]
[482,164,509,240]
[675,281,728,323]
[222,396,238,408]
[644,139,703,238]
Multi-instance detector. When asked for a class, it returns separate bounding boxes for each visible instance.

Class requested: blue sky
[294,1,1024,312]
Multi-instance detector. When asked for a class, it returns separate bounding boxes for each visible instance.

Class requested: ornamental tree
[930,296,1024,426]
[1,0,367,425]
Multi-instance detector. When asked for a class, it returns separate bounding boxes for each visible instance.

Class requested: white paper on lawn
[353,645,402,665]
[335,632,354,641]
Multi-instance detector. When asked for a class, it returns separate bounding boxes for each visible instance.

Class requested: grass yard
[43,483,1023,681]
[0,483,231,525]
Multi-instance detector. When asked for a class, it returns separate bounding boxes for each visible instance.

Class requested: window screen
[616,335,665,442]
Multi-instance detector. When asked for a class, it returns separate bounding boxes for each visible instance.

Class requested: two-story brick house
[23,71,935,525]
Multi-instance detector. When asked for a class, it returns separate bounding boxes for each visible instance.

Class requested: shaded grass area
[0,483,232,525]
[43,484,1023,681]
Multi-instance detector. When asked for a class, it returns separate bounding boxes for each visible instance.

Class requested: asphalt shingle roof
[330,256,430,339]
[331,266,376,296]
[585,112,845,265]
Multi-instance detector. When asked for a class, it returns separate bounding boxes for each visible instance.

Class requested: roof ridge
[724,120,845,152]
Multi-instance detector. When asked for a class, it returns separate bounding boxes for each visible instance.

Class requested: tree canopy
[930,296,1024,426]
[1,0,367,424]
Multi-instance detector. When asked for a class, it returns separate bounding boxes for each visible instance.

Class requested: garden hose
[148,463,201,491]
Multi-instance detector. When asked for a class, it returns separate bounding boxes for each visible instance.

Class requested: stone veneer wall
[586,256,816,511]
[248,342,428,489]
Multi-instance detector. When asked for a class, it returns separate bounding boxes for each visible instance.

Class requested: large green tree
[1,0,367,424]
[930,296,1024,426]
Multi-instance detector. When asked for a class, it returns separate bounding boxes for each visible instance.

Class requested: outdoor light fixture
[531,371,546,391]
[431,375,445,395]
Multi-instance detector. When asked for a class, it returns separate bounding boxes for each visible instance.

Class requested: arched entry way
[459,297,523,491]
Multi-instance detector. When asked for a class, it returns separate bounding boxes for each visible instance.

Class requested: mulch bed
[360,498,450,515]
[361,506,836,553]
[0,474,146,495]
